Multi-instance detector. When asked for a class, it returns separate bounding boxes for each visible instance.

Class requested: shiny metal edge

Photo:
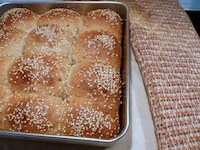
[0,1,130,147]
[0,1,128,5]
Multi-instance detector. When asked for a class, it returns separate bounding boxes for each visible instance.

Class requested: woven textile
[116,0,200,149]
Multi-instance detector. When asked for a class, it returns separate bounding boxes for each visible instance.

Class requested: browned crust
[73,30,122,70]
[0,7,122,139]
[0,8,39,32]
[85,9,122,42]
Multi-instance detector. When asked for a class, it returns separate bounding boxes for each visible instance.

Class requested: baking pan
[0,1,130,148]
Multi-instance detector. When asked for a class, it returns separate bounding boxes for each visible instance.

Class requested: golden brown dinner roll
[38,8,84,36]
[67,61,121,102]
[64,96,120,138]
[0,8,39,32]
[8,53,71,98]
[5,93,66,134]
[73,31,122,70]
[0,85,12,130]
[23,24,74,58]
[0,27,28,58]
[86,9,122,42]
[0,56,15,85]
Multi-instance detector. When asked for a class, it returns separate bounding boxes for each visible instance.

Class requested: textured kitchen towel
[116,0,200,149]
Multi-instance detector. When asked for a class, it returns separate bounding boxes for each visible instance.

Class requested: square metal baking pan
[0,1,130,148]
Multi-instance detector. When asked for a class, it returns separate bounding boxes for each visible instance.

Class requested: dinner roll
[5,93,65,134]
[68,61,121,102]
[86,9,122,42]
[64,96,120,138]
[73,30,122,70]
[23,24,74,58]
[8,53,71,97]
[0,27,28,58]
[0,8,39,32]
[0,85,12,130]
[0,56,15,85]
[38,8,84,36]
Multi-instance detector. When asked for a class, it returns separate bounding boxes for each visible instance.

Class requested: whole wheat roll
[8,52,71,98]
[5,93,66,135]
[0,8,39,33]
[67,61,121,103]
[72,30,122,70]
[64,96,120,138]
[38,8,85,37]
[23,24,74,58]
[85,9,122,42]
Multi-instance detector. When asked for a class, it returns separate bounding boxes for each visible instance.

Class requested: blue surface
[179,0,200,10]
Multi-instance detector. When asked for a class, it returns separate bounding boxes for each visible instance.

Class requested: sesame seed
[6,97,54,132]
[86,63,121,95]
[67,105,117,137]
[87,9,121,22]
[0,8,33,26]
[87,34,116,51]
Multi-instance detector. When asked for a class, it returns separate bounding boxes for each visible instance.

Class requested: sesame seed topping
[86,63,121,94]
[1,8,30,22]
[87,9,121,23]
[35,25,62,41]
[9,53,65,94]
[28,25,71,53]
[0,8,37,30]
[0,28,15,50]
[6,96,54,132]
[67,105,116,137]
[87,34,116,51]
[43,8,80,20]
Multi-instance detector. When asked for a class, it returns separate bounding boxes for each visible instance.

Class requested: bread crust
[73,31,122,70]
[64,96,120,138]
[38,8,84,36]
[0,27,28,58]
[8,53,71,97]
[0,8,39,32]
[0,85,12,130]
[23,24,74,58]
[5,93,65,134]
[0,7,122,139]
[85,9,122,42]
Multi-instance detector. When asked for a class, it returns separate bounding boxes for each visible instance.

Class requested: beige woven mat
[115,0,200,149]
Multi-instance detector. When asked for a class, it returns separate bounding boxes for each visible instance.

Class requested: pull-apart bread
[0,7,123,139]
